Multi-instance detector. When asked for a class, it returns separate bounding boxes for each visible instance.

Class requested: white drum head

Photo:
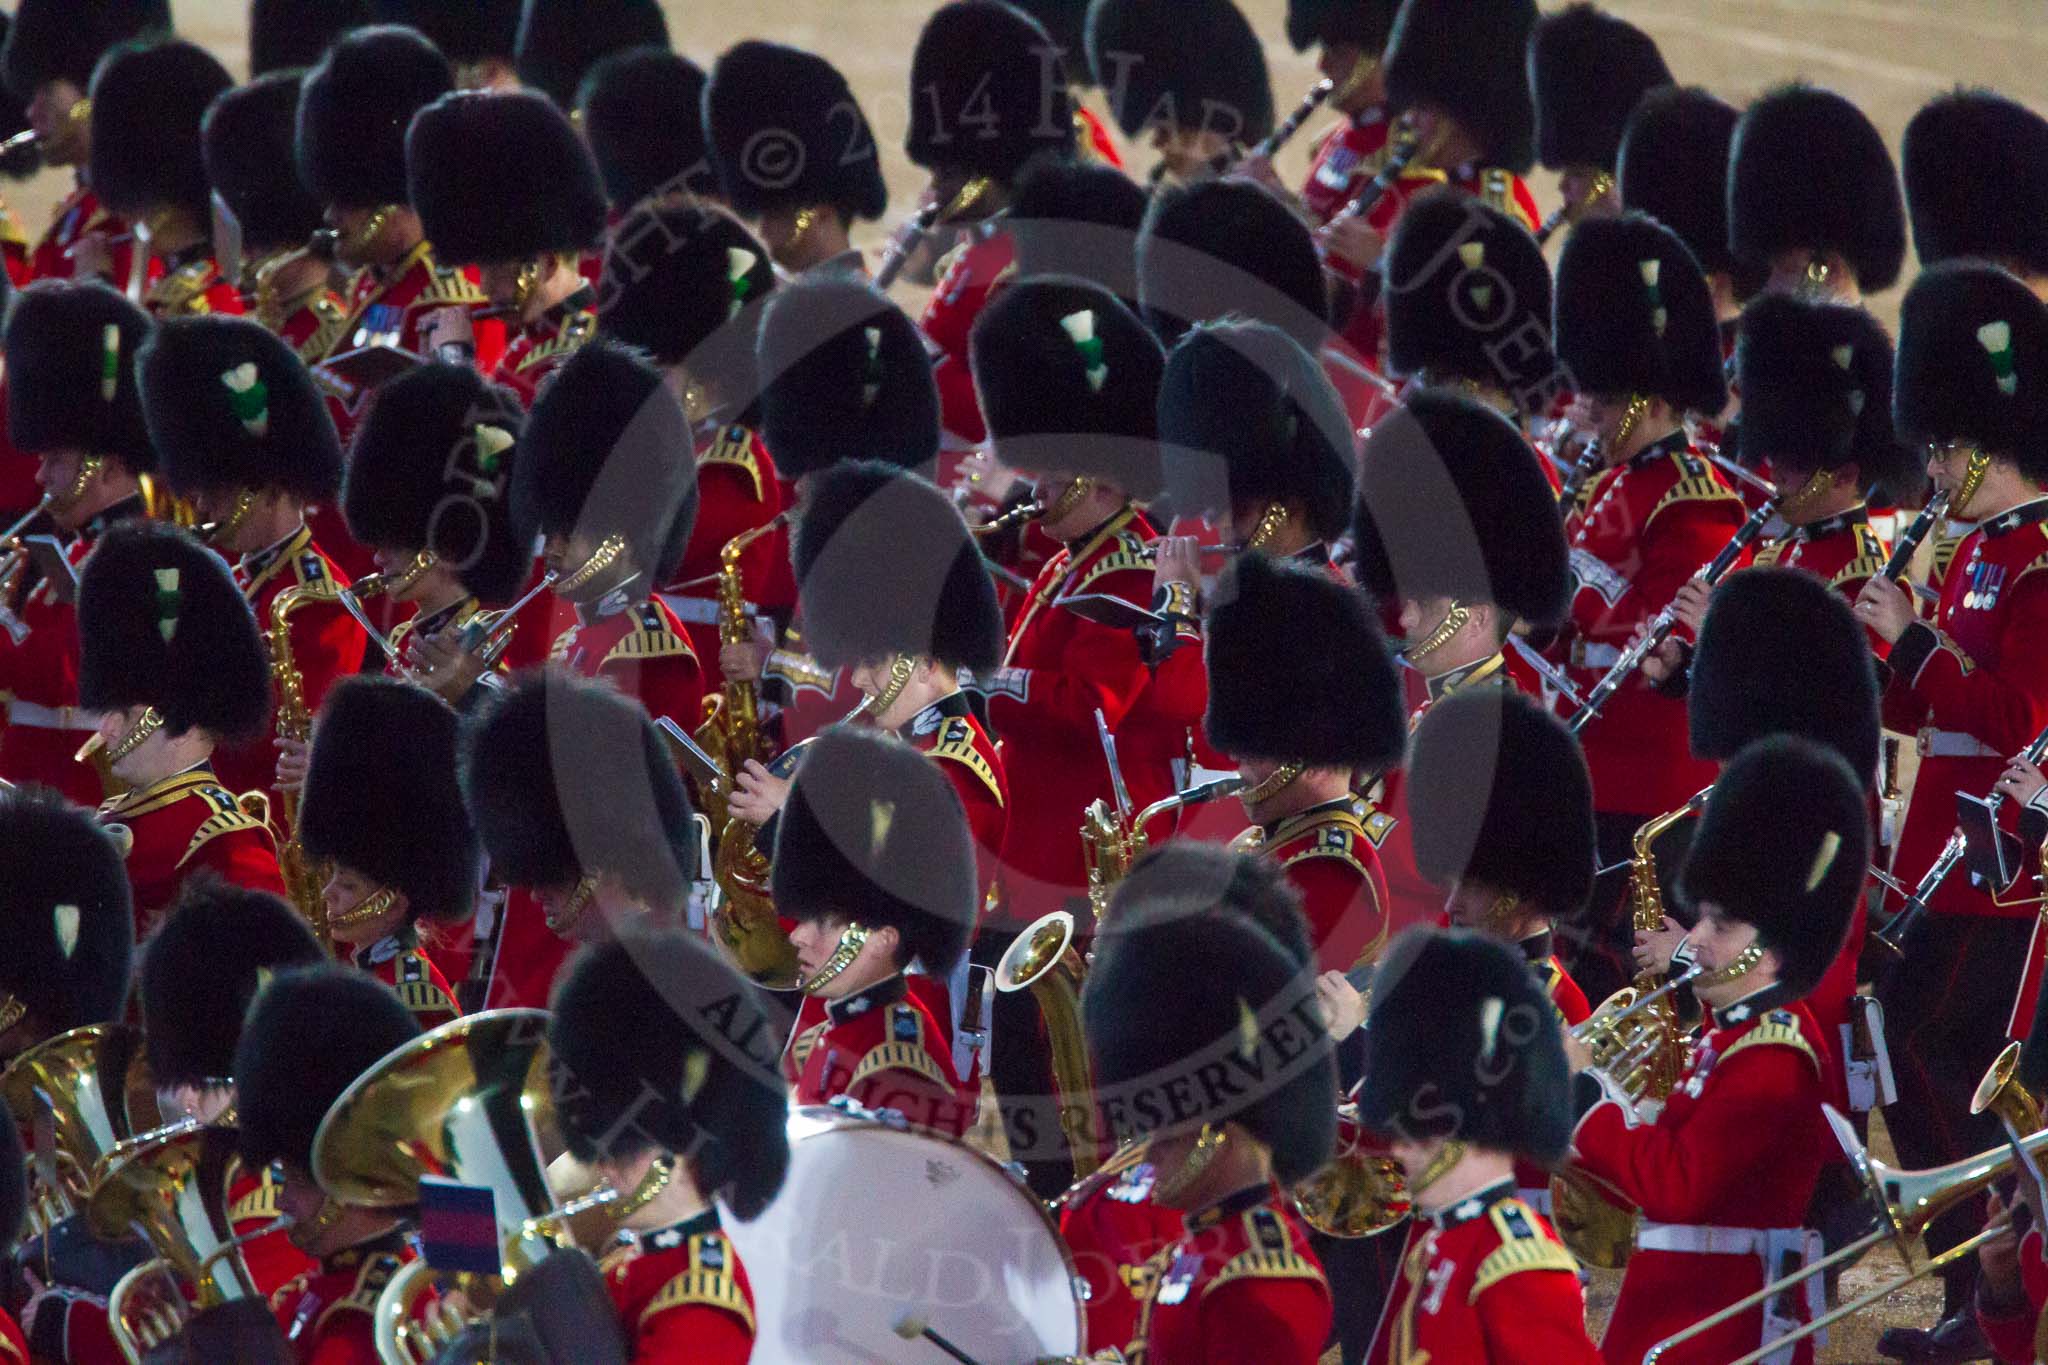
[721,1108,1086,1363]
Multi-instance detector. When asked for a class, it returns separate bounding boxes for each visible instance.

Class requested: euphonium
[995,911,1101,1179]
[268,581,338,944]
[0,1023,155,1236]
[1291,1103,1412,1239]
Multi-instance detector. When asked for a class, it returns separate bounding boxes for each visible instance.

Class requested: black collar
[238,523,311,581]
[1428,1177,1518,1230]
[571,573,648,626]
[1425,651,1507,702]
[1262,793,1355,841]
[1518,929,1554,964]
[83,494,146,538]
[324,1228,408,1272]
[1627,428,1693,471]
[413,594,478,638]
[1182,1181,1272,1234]
[1788,505,1868,542]
[641,1206,721,1248]
[1710,978,1800,1030]
[904,690,973,737]
[1064,508,1129,555]
[1983,496,2048,539]
[825,971,908,1025]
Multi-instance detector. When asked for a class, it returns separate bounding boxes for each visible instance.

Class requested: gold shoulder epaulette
[1470,1200,1577,1300]
[1072,533,1156,594]
[1752,540,1788,570]
[291,553,338,592]
[1649,466,1742,523]
[643,1235,754,1331]
[1207,1208,1324,1297]
[930,717,1004,808]
[315,1251,403,1332]
[602,606,697,670]
[149,260,221,316]
[1719,1009,1822,1077]
[296,294,349,363]
[393,952,457,1019]
[699,426,766,500]
[177,787,273,868]
[848,1004,950,1090]
[515,312,597,376]
[419,266,487,307]
[1835,525,1889,589]
[228,1169,285,1225]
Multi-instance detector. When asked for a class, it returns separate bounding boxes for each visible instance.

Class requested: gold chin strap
[611,1156,675,1224]
[512,258,543,312]
[0,993,23,1035]
[1332,54,1379,107]
[56,455,106,512]
[206,488,258,548]
[555,532,628,596]
[800,923,872,995]
[1239,761,1306,811]
[326,886,400,933]
[1405,600,1470,662]
[392,549,439,594]
[1244,502,1289,554]
[861,655,916,720]
[346,205,396,258]
[786,207,822,258]
[546,875,601,936]
[104,707,165,764]
[1695,940,1767,990]
[1155,1123,1232,1206]
[1611,395,1649,459]
[292,1192,347,1250]
[1480,891,1522,940]
[1411,1139,1468,1198]
[1776,466,1838,522]
[1953,445,1994,519]
[1041,477,1093,525]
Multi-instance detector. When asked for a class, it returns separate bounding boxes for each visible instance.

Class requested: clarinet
[1533,170,1615,247]
[1326,123,1429,228]
[873,199,947,292]
[1209,77,1337,175]
[1568,496,1781,734]
[1878,489,1952,583]
[1556,433,1607,511]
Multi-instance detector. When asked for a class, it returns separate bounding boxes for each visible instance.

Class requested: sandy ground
[44,2,2037,1360]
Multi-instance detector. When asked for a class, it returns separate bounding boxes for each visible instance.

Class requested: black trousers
[1876,913,2034,1317]
[1309,1226,1405,1364]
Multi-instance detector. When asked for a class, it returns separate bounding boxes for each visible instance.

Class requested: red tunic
[1552,433,1748,815]
[546,594,705,732]
[227,1162,316,1303]
[0,1310,21,1363]
[1977,1222,2048,1363]
[354,931,461,1031]
[27,183,138,285]
[269,1239,409,1365]
[1516,935,1593,1207]
[1234,795,1394,974]
[903,693,1008,918]
[1300,110,1395,227]
[1131,1185,1332,1365]
[474,886,575,1011]
[314,242,505,434]
[267,285,351,365]
[1058,1145,1183,1357]
[600,1209,755,1364]
[1881,500,2048,928]
[1751,506,1890,627]
[142,250,246,318]
[216,526,368,805]
[1367,1182,1597,1365]
[98,766,287,937]
[1571,992,1832,1365]
[661,423,785,679]
[787,973,971,1137]
[982,506,1169,927]
[919,226,1016,446]
[491,293,597,408]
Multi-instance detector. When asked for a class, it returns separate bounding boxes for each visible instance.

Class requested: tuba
[1290,1101,1412,1239]
[268,580,339,943]
[1,1023,157,1236]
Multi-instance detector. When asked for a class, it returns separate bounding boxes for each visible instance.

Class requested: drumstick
[892,1315,982,1364]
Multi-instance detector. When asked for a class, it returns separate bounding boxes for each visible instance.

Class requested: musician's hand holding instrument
[1318,214,1385,273]
[1853,569,1918,644]
[716,616,775,684]
[403,625,489,703]
[271,735,308,794]
[1633,914,1686,976]
[725,757,791,826]
[1996,756,2048,809]
[1977,1188,2025,1309]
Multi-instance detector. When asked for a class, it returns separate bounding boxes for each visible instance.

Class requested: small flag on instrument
[418,1176,503,1276]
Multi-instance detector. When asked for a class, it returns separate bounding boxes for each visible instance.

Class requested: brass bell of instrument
[0,1023,158,1234]
[1290,1105,1412,1239]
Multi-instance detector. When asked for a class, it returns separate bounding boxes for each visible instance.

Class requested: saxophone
[268,582,335,946]
[692,517,784,831]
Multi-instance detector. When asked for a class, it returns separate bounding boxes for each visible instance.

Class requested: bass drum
[721,1106,1087,1363]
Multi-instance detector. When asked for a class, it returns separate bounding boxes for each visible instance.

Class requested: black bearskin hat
[1383,0,1537,173]
[1383,187,1557,405]
[549,930,790,1219]
[1408,691,1595,918]
[971,275,1164,497]
[460,669,695,909]
[250,0,365,76]
[1617,86,1742,278]
[578,47,712,209]
[1554,212,1726,414]
[299,677,478,926]
[1356,927,1572,1161]
[368,0,521,70]
[512,337,699,584]
[0,0,169,103]
[1352,390,1572,627]
[1729,84,1906,293]
[1086,0,1274,146]
[0,786,134,1034]
[140,315,343,503]
[1137,177,1328,354]
[1735,293,1915,500]
[3,280,155,475]
[1083,889,1336,1183]
[906,1,1076,182]
[1688,567,1881,782]
[77,522,269,742]
[515,0,669,109]
[1204,552,1404,769]
[704,42,887,223]
[1529,4,1671,173]
[87,40,232,220]
[757,273,938,480]
[1678,736,1867,996]
[139,879,324,1087]
[1285,0,1400,53]
[342,363,530,603]
[1114,841,1315,970]
[1905,89,2048,277]
[1895,261,2048,482]
[235,965,420,1170]
[792,461,1004,674]
[1010,0,1088,70]
[0,14,26,183]
[597,201,776,397]
[770,726,975,979]
[1158,319,1354,543]
[204,72,330,253]
[1009,155,1148,294]
[297,25,453,211]
[408,89,607,265]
